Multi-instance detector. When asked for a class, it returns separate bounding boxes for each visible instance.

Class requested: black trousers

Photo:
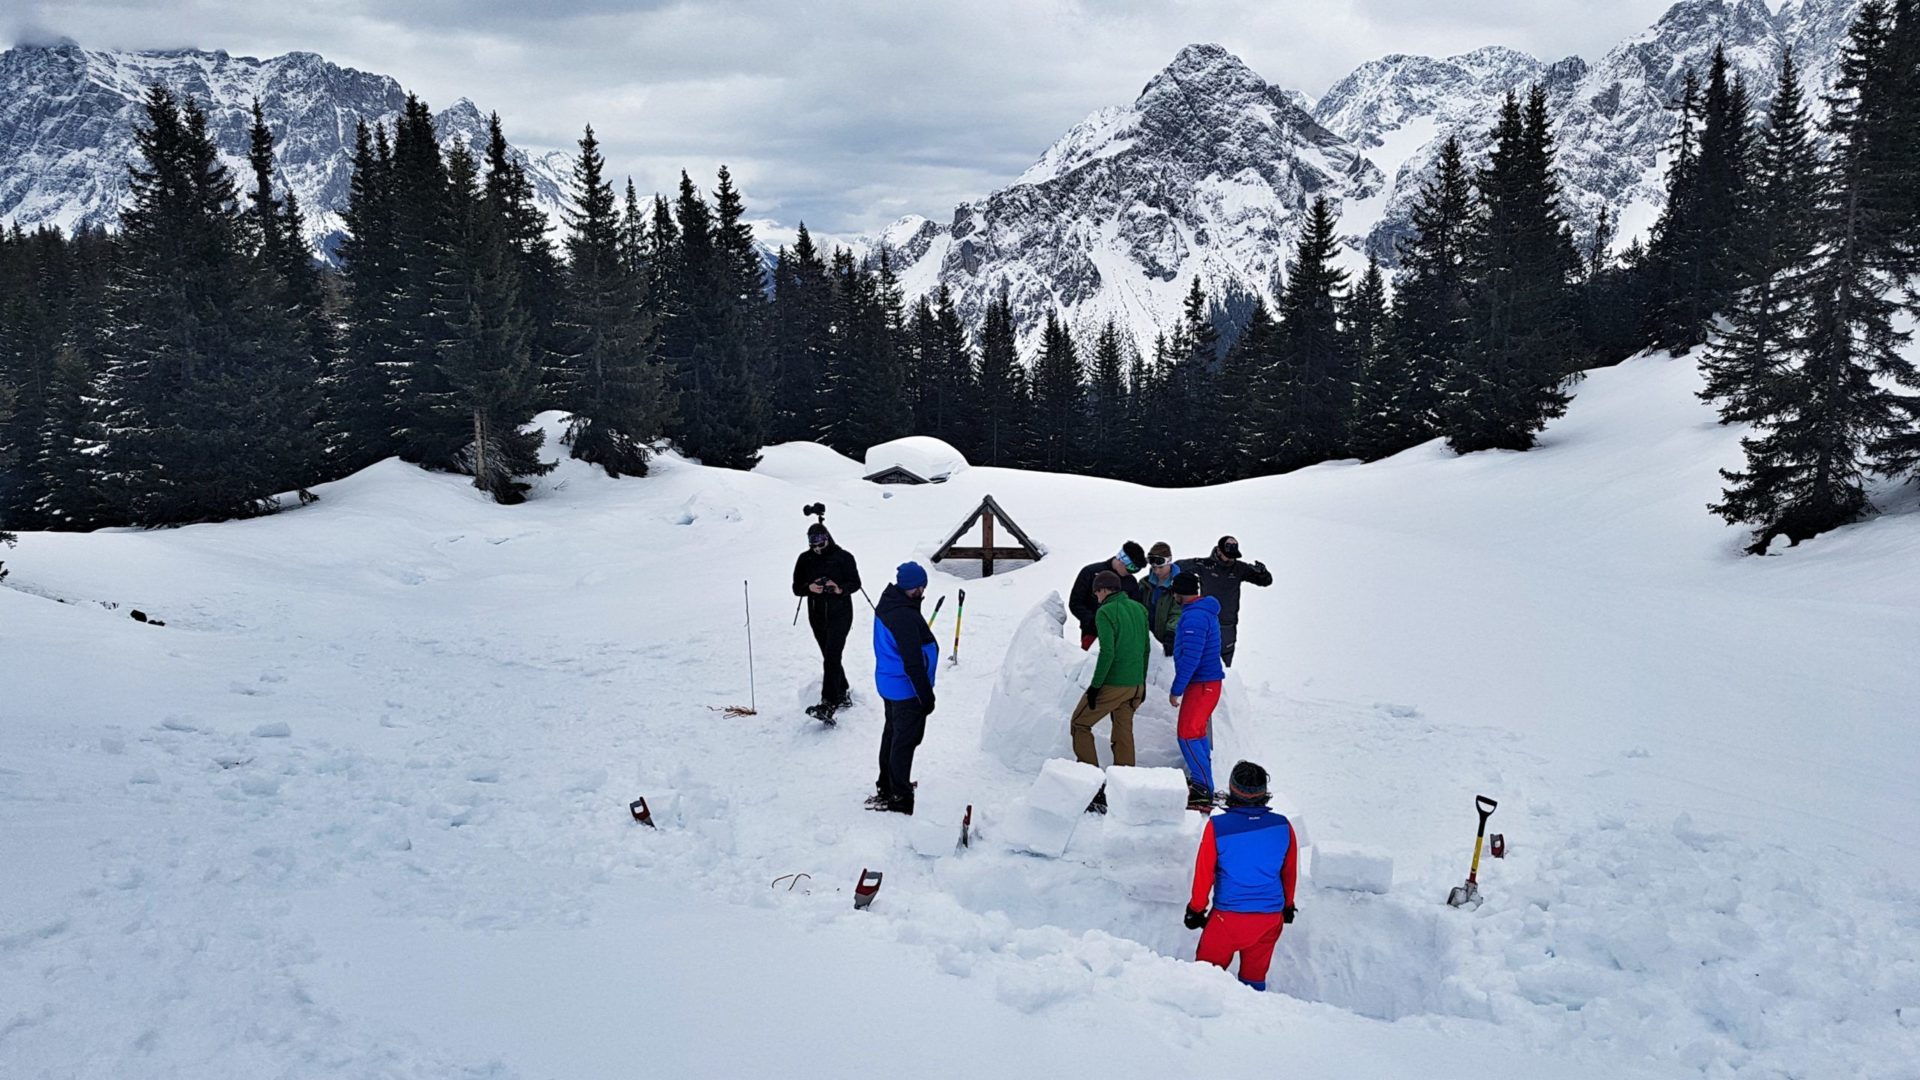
[877,697,927,808]
[810,602,853,705]
[1220,623,1239,667]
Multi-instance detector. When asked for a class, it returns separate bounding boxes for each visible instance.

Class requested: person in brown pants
[1071,571,1151,811]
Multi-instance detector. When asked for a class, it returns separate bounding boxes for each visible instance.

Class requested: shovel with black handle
[1446,795,1498,908]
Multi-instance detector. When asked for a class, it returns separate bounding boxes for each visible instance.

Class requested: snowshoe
[1187,782,1215,813]
[805,701,841,726]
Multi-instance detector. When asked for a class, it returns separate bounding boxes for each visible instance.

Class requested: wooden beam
[938,548,1035,561]
[982,508,995,577]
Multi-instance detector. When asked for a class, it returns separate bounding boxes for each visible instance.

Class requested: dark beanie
[1228,761,1270,805]
[1120,541,1146,570]
[1092,569,1124,593]
[1171,571,1200,598]
[807,522,830,544]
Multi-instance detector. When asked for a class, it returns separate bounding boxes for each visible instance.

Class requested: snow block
[1001,800,1080,858]
[1102,813,1206,903]
[980,594,1094,773]
[909,814,959,858]
[1103,766,1189,827]
[1029,758,1106,818]
[1311,842,1393,894]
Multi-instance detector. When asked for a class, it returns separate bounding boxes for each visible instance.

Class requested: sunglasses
[1148,555,1169,567]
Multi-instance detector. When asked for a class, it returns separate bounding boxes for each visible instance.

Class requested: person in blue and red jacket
[869,562,939,815]
[1168,570,1224,809]
[1184,761,1299,991]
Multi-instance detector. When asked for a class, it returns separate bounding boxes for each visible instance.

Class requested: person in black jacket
[1178,535,1272,667]
[792,522,861,716]
[1068,541,1146,649]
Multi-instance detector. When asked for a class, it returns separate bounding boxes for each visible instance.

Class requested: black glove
[1183,906,1210,930]
[1083,686,1100,712]
[921,691,936,715]
[1283,905,1296,925]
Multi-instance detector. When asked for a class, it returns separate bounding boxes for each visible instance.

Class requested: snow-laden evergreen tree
[1715,0,1920,551]
[94,88,319,525]
[1701,52,1822,427]
[437,146,552,504]
[974,283,1026,467]
[1026,308,1087,473]
[31,346,101,529]
[332,121,401,473]
[0,375,14,576]
[769,226,831,443]
[1387,135,1474,454]
[1156,276,1222,484]
[1444,87,1580,455]
[555,126,672,476]
[1265,195,1352,472]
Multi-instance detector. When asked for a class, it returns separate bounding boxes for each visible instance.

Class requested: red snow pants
[1195,909,1284,985]
[1177,680,1222,740]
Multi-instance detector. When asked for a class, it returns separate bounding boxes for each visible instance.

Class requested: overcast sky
[10,0,1691,235]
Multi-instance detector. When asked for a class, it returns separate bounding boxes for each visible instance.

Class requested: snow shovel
[629,798,655,828]
[853,868,883,910]
[948,589,966,666]
[1446,795,1498,908]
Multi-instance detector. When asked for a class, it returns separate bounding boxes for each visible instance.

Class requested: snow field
[4,354,1920,1078]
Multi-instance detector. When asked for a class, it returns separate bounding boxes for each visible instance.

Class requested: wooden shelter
[930,495,1044,577]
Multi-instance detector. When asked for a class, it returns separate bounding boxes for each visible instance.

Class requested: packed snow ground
[4,353,1919,1078]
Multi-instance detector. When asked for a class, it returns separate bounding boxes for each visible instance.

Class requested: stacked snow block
[1102,810,1206,903]
[1310,842,1393,894]
[1002,759,1106,858]
[1102,766,1189,826]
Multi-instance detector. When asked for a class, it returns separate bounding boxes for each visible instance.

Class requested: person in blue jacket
[1184,761,1299,991]
[1168,571,1225,809]
[869,562,939,814]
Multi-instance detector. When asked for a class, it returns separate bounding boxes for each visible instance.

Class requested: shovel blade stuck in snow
[1446,795,1497,908]
[630,798,655,828]
[959,804,973,849]
[853,868,883,910]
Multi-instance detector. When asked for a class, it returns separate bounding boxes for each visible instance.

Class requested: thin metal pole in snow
[744,579,757,714]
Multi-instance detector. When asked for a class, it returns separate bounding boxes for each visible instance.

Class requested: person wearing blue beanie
[869,561,939,813]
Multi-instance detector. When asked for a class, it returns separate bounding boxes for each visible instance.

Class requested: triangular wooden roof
[931,494,1043,562]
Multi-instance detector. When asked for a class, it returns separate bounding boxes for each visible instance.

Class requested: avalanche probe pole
[1446,795,1498,908]
[743,580,758,715]
[949,588,966,666]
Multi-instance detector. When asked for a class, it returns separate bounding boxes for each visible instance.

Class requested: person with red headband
[1184,761,1299,992]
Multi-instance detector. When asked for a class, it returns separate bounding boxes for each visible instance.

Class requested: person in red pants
[1167,571,1223,809]
[1184,761,1298,991]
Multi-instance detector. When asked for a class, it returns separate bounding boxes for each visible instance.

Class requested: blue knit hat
[896,561,928,590]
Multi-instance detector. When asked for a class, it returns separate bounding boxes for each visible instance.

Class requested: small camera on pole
[803,502,827,524]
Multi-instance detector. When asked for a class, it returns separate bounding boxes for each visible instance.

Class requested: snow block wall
[982,593,1256,777]
[1001,758,1106,858]
[1309,842,1393,894]
[1103,766,1188,826]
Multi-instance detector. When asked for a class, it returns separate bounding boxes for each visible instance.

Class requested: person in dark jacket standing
[1068,541,1146,649]
[1178,535,1272,666]
[1139,541,1183,656]
[1184,761,1298,991]
[792,522,862,719]
[869,562,939,814]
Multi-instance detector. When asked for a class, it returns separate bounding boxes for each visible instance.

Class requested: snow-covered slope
[0,43,569,257]
[4,352,1917,1078]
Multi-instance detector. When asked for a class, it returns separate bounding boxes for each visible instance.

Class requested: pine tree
[1346,258,1404,460]
[769,226,831,442]
[437,145,553,503]
[31,346,102,528]
[1088,318,1131,471]
[1387,135,1475,454]
[387,96,464,468]
[1155,277,1223,484]
[1701,52,1822,426]
[1716,1,1920,550]
[555,126,672,476]
[1265,196,1353,471]
[95,88,318,525]
[1027,309,1087,472]
[242,100,326,497]
[1216,300,1275,479]
[974,284,1026,467]
[484,112,562,384]
[1444,87,1580,454]
[332,120,401,473]
[663,170,766,468]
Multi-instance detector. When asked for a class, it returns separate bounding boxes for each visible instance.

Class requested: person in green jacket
[1072,570,1151,812]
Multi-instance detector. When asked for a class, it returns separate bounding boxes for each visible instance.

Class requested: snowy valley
[4,349,1917,1078]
